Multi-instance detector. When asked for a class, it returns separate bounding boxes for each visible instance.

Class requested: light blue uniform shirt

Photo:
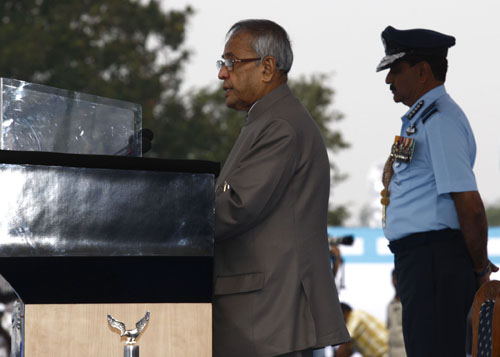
[384,85,478,240]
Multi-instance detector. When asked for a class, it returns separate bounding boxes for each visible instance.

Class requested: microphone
[140,128,154,155]
[113,129,154,156]
[328,235,354,246]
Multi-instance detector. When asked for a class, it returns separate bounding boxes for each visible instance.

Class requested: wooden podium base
[24,303,212,356]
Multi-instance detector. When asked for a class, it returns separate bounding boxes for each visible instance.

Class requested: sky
[162,0,500,226]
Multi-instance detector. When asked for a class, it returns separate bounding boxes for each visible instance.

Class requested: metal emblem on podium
[108,311,150,357]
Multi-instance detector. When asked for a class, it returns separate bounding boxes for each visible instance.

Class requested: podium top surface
[0,149,220,174]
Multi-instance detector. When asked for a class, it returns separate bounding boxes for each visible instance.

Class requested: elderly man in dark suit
[213,19,349,357]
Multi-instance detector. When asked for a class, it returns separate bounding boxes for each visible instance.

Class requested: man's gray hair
[227,19,293,74]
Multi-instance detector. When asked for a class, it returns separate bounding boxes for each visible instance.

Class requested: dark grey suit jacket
[214,83,349,356]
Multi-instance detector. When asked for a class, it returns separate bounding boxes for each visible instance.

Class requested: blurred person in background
[386,270,405,357]
[336,302,388,357]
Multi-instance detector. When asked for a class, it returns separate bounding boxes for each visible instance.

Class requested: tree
[0,0,192,156]
[181,74,350,224]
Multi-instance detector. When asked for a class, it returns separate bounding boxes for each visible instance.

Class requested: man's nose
[385,72,392,84]
[218,66,229,80]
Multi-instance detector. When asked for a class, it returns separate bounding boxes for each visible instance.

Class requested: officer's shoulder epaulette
[421,103,439,124]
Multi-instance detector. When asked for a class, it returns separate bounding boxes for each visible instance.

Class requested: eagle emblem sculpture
[107,311,150,345]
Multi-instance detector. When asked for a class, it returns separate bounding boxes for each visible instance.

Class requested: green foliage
[328,206,350,226]
[0,0,192,157]
[486,202,500,226]
[149,83,245,162]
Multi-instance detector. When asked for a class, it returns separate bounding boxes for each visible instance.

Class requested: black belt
[388,228,461,253]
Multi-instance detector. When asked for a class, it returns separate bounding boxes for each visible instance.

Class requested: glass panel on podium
[0,77,142,155]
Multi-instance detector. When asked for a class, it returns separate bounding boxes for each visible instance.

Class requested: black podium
[0,150,219,356]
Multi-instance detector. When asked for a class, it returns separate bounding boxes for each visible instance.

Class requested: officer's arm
[451,191,498,286]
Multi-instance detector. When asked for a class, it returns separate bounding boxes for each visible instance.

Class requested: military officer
[377,26,498,357]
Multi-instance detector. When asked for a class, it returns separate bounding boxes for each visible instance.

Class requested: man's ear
[418,61,433,82]
[261,56,277,82]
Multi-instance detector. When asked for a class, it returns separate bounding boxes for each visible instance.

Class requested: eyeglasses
[216,57,261,71]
